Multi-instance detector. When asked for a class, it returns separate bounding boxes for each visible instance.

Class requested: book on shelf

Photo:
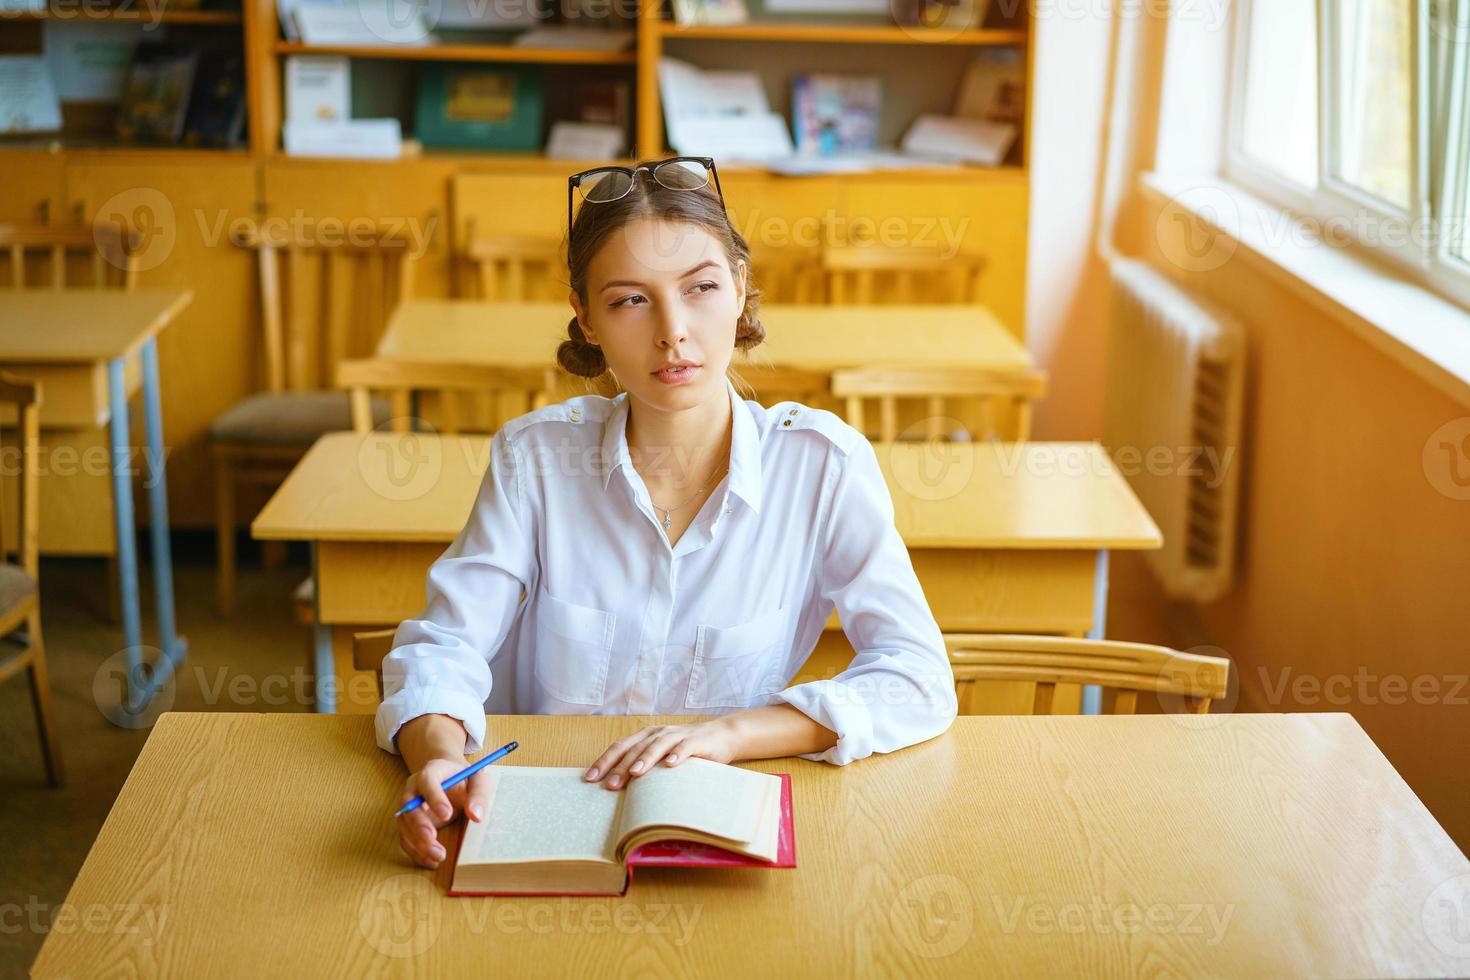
[953,47,1025,124]
[659,56,793,160]
[669,0,748,26]
[546,120,623,159]
[414,64,542,150]
[182,50,246,148]
[115,42,199,145]
[900,113,1016,166]
[285,54,350,122]
[576,79,629,132]
[42,22,141,104]
[288,0,435,45]
[448,759,795,897]
[283,117,401,157]
[791,73,880,157]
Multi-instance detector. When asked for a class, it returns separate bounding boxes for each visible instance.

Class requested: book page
[617,758,779,852]
[459,767,623,866]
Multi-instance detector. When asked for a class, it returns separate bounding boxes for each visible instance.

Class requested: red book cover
[446,772,796,897]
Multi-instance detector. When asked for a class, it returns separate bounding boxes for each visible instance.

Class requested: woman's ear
[735,259,747,309]
[567,289,599,346]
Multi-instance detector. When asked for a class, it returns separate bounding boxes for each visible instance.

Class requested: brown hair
[558,160,764,380]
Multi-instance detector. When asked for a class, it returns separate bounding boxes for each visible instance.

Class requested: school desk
[0,289,193,713]
[376,299,1033,375]
[252,435,1160,713]
[30,712,1470,977]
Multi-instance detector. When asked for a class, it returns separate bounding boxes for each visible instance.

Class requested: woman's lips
[653,364,701,385]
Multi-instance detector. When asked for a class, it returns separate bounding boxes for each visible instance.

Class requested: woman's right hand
[395,757,495,869]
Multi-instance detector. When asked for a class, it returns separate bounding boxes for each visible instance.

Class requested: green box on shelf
[414,65,543,150]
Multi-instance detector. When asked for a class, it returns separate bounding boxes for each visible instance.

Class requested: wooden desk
[377,299,1032,374]
[31,712,1470,977]
[253,435,1159,712]
[0,289,193,713]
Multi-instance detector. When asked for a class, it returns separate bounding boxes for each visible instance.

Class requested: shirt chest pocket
[686,606,790,709]
[533,588,617,705]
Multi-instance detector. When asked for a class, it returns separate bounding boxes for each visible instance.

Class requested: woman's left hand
[584,718,741,790]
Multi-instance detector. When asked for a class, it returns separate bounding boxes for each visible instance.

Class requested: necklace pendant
[662,511,672,530]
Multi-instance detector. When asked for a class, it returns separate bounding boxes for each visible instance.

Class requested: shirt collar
[600,376,763,515]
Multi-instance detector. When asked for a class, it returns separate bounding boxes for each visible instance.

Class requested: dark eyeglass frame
[567,156,726,235]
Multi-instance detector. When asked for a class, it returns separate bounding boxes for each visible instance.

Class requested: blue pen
[394,740,519,818]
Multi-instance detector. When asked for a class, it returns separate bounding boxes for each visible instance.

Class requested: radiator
[1103,259,1245,604]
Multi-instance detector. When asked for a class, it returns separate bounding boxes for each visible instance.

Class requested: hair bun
[557,315,607,378]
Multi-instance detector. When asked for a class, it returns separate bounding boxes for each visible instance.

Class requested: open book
[449,758,795,896]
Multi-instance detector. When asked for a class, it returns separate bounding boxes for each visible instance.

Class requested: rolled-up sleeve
[772,438,957,765]
[374,428,535,755]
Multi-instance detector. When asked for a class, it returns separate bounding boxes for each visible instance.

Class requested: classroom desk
[0,289,192,713]
[30,712,1470,978]
[376,299,1033,374]
[253,435,1160,713]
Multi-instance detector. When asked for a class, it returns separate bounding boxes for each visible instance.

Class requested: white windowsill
[1140,172,1470,411]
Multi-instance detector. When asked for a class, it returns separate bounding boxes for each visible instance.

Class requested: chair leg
[214,453,236,616]
[105,554,120,623]
[25,609,65,787]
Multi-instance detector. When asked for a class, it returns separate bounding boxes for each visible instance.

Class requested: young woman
[381,157,957,869]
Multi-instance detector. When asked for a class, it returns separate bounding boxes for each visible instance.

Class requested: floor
[0,541,309,976]
[0,540,1176,974]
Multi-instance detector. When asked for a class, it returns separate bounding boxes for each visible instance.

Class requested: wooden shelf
[4,6,242,23]
[656,22,1027,45]
[271,41,635,65]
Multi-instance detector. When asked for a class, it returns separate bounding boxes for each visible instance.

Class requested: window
[1225,0,1470,302]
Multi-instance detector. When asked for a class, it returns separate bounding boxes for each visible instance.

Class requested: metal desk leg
[107,337,186,712]
[1081,549,1110,716]
[310,544,336,714]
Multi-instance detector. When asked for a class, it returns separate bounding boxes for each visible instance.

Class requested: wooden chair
[0,222,140,290]
[210,225,419,615]
[831,366,1048,442]
[336,358,560,434]
[731,363,832,411]
[462,232,563,301]
[820,241,987,305]
[352,628,394,702]
[944,633,1230,716]
[0,372,64,785]
[747,244,823,304]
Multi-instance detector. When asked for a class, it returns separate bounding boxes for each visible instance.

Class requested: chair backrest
[831,366,1048,442]
[234,224,424,395]
[463,232,563,300]
[820,241,986,305]
[0,372,42,581]
[336,358,559,434]
[731,363,832,409]
[944,633,1230,716]
[352,628,394,702]
[0,222,139,290]
[748,245,823,304]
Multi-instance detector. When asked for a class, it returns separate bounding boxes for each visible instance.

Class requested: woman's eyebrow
[600,260,718,291]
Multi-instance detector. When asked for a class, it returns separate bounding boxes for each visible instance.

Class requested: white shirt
[375,376,958,765]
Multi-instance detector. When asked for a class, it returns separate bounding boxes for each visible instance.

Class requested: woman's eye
[689,281,718,295]
[610,294,646,309]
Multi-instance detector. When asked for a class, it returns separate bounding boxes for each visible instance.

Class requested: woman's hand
[584,717,742,789]
[395,757,495,869]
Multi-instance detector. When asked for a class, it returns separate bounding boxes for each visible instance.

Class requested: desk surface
[253,434,1160,551]
[0,289,194,362]
[378,300,1033,373]
[31,712,1470,977]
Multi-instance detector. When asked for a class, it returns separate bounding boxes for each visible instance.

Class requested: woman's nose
[654,308,689,348]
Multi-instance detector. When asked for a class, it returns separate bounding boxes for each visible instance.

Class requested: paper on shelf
[284,118,402,158]
[0,56,62,134]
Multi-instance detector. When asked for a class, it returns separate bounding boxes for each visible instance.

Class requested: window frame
[1224,0,1470,305]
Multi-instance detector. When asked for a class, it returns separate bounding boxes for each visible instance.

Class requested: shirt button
[782,419,792,427]
[789,408,799,416]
